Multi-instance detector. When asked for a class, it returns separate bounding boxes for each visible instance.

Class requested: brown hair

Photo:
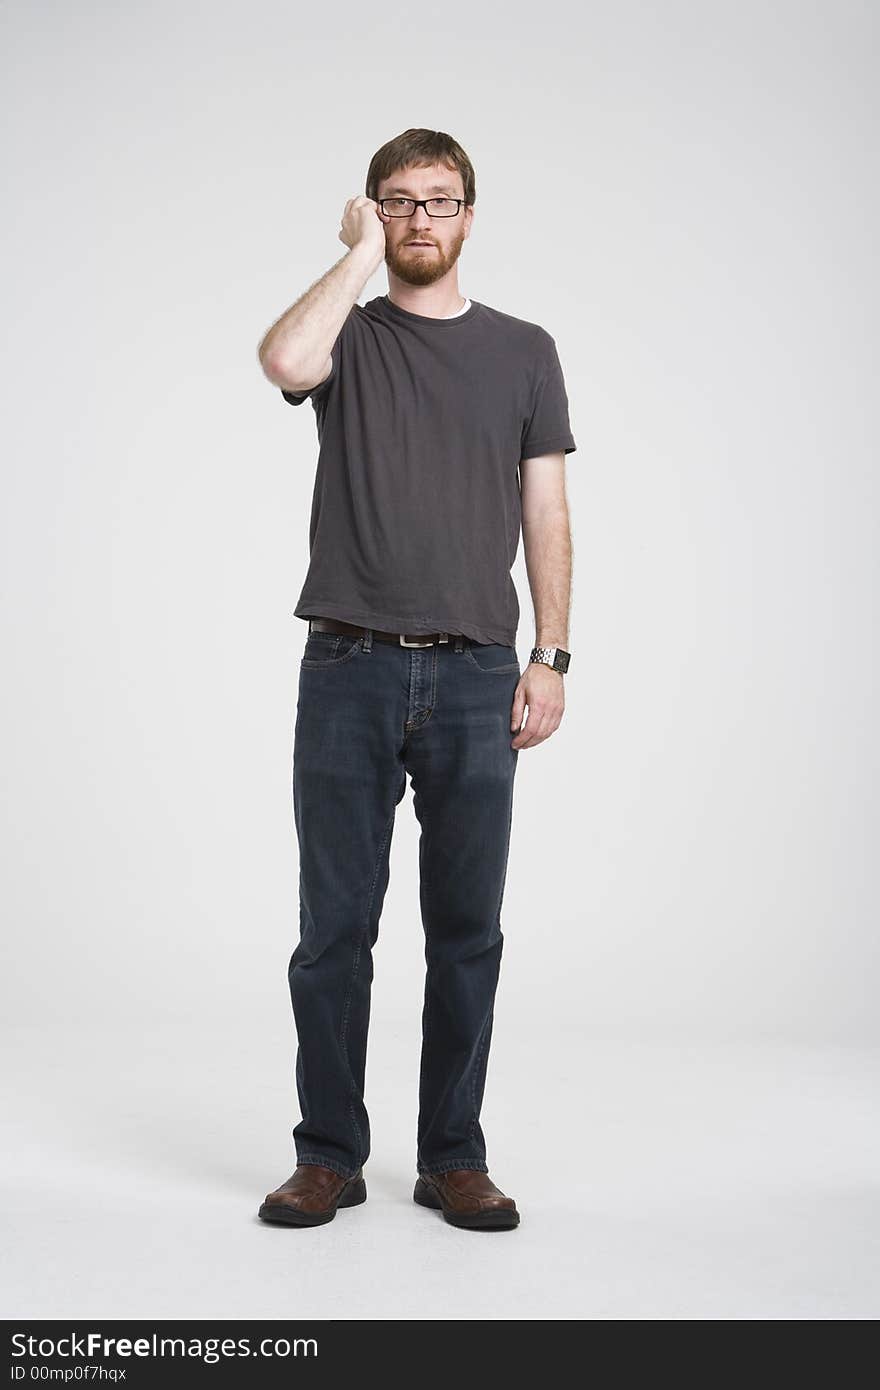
[365,128,476,207]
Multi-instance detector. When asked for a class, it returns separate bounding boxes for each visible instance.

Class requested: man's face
[378,163,473,287]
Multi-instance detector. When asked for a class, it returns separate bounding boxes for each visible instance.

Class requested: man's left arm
[512,452,572,750]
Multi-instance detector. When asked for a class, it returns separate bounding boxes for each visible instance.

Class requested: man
[256,129,576,1232]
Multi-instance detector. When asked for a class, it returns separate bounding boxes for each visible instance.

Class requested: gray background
[2,0,877,1319]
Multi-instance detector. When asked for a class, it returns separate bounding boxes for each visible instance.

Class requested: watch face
[553,649,571,673]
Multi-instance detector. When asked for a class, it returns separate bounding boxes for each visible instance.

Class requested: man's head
[366,129,475,288]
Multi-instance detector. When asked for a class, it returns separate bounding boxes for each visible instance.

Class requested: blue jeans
[288,624,521,1179]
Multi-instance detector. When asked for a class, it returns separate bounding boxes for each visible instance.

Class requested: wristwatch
[529,645,571,674]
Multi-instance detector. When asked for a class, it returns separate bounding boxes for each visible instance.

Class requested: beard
[385,228,466,286]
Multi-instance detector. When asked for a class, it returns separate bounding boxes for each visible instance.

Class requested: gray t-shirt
[281,292,576,645]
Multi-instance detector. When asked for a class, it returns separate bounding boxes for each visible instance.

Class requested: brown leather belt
[308,616,471,649]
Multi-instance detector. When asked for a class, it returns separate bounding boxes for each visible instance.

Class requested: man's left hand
[510,663,565,749]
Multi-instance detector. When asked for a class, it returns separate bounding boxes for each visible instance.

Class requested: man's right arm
[258,243,379,393]
[258,185,392,396]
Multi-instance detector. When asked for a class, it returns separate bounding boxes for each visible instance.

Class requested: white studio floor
[4,1024,878,1321]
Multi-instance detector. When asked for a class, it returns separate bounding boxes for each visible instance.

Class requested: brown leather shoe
[258,1164,366,1226]
[414,1169,520,1229]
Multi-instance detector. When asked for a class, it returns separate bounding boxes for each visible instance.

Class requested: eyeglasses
[378,197,465,218]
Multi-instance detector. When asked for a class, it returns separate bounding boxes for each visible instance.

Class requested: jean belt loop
[362,627,373,653]
[454,634,464,653]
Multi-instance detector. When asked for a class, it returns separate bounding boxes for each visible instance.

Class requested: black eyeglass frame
[378,197,467,218]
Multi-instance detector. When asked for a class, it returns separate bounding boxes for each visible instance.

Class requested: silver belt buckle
[399,633,435,647]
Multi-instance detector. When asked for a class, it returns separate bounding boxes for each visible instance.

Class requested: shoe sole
[413,1176,520,1230]
[258,1176,367,1226]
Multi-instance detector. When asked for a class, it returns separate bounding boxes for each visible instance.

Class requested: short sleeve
[520,333,577,459]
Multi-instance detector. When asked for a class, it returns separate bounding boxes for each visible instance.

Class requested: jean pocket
[300,632,363,668]
[462,642,520,674]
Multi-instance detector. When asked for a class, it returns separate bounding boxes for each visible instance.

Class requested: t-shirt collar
[379,294,481,327]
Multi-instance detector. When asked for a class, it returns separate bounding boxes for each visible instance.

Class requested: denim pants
[288,623,521,1179]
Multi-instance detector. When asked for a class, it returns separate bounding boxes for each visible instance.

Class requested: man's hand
[510,663,565,749]
[339,196,389,265]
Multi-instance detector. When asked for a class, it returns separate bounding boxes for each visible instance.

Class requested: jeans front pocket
[462,642,520,675]
[300,631,364,669]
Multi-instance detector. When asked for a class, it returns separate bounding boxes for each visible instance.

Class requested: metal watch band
[529,645,571,674]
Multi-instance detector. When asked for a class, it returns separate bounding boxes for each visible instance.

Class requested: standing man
[257,130,576,1231]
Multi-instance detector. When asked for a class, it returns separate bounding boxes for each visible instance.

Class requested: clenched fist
[339,196,389,266]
